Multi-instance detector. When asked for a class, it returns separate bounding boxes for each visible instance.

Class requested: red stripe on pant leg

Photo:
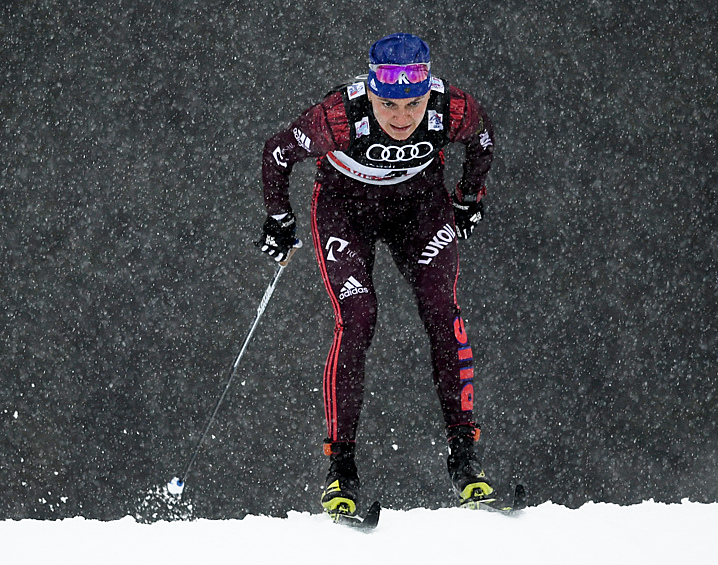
[311,181,343,441]
[324,325,342,440]
[311,181,342,318]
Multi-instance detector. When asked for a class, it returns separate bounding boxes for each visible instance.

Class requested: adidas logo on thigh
[339,276,369,300]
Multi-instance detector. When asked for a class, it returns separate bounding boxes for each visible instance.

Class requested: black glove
[256,212,297,262]
[452,194,484,240]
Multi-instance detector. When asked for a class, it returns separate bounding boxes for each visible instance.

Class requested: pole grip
[279,239,303,266]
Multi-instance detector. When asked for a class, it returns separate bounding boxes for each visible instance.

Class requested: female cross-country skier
[257,33,496,519]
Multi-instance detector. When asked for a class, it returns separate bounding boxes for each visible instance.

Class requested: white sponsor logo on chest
[428,110,444,131]
[355,116,370,138]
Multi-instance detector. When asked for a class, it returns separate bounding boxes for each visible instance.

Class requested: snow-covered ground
[2,500,714,564]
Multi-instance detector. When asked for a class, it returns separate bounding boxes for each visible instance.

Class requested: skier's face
[367,91,430,140]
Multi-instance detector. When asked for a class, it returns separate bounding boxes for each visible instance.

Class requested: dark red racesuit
[262,76,494,443]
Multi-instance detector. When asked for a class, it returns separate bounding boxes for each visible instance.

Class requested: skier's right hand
[255,212,299,263]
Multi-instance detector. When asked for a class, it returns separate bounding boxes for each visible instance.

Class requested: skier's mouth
[388,123,414,138]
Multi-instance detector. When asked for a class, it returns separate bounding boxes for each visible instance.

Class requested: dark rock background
[2,0,715,520]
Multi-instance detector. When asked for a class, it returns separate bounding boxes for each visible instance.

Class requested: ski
[461,484,527,515]
[331,500,381,531]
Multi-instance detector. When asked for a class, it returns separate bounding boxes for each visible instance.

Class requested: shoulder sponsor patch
[430,76,445,93]
[293,128,312,151]
[347,82,366,100]
[479,130,493,149]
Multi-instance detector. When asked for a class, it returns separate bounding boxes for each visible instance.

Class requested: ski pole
[167,242,301,497]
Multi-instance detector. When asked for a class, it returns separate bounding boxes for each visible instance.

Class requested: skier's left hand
[452,194,484,239]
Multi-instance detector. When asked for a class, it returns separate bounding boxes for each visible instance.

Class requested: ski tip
[332,500,381,532]
[492,483,528,514]
[460,484,527,514]
[512,483,527,511]
[362,500,381,529]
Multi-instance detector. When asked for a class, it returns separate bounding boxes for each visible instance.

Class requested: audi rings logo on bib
[366,141,433,162]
